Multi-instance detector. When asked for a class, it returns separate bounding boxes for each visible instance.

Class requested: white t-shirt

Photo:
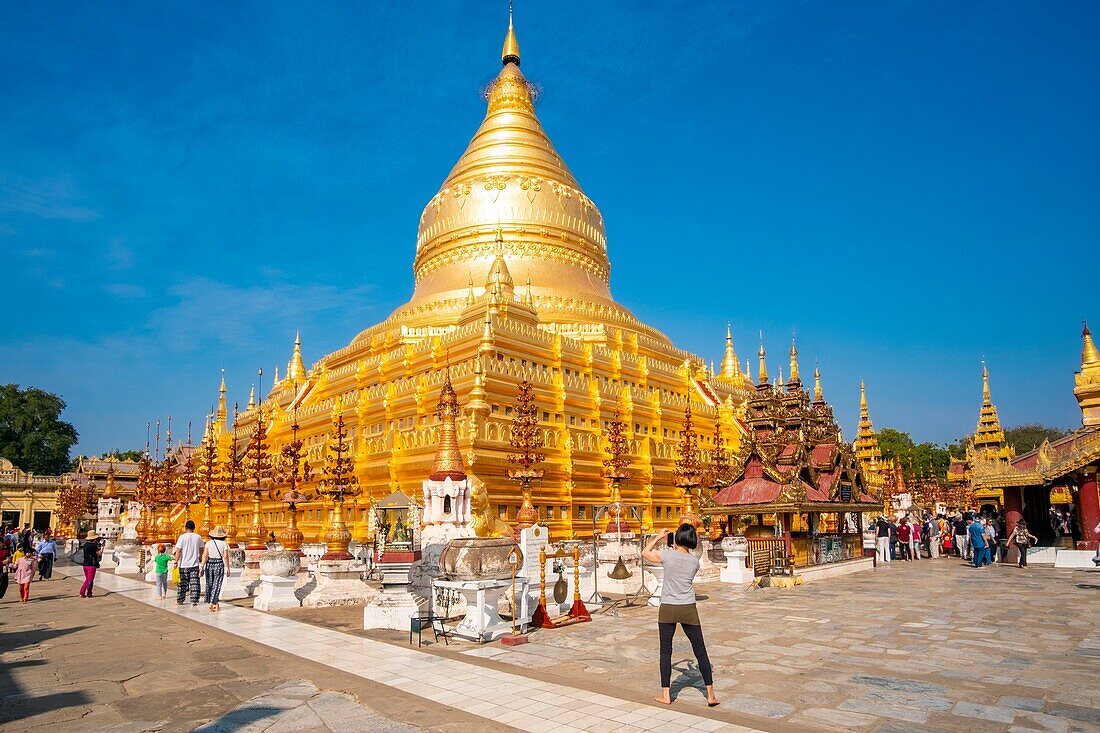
[175,532,204,568]
[204,539,228,561]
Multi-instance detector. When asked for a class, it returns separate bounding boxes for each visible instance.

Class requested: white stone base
[253,575,301,611]
[219,571,251,601]
[435,579,511,642]
[798,557,874,583]
[695,542,722,583]
[363,590,425,631]
[1054,549,1100,568]
[302,560,374,608]
[720,550,753,584]
[646,566,664,607]
[115,552,142,575]
[1025,546,1059,565]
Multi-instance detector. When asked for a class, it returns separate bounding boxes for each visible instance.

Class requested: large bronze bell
[608,555,633,580]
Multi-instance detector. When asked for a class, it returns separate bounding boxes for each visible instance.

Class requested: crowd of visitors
[873,511,1042,568]
[0,523,61,603]
[1,519,231,610]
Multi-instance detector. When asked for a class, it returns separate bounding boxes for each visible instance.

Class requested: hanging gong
[608,555,633,580]
[553,570,569,604]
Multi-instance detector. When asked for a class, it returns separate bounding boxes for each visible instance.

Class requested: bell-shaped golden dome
[378,15,665,343]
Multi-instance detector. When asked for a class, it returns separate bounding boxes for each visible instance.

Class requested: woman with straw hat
[79,531,104,598]
[200,526,230,612]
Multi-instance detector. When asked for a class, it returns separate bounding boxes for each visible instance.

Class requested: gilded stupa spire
[757,339,768,385]
[788,335,800,383]
[854,380,882,466]
[215,370,228,435]
[974,361,1013,457]
[467,357,489,413]
[813,363,823,402]
[486,228,515,304]
[430,368,466,481]
[1076,320,1100,425]
[247,384,256,411]
[288,331,306,384]
[720,323,740,380]
[502,2,520,67]
[103,460,118,499]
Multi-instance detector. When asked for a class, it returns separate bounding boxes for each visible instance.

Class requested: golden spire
[288,331,306,384]
[1083,320,1100,366]
[479,311,495,354]
[1076,320,1100,426]
[523,275,534,306]
[467,357,490,413]
[813,363,822,402]
[485,228,515,303]
[720,323,740,380]
[854,380,882,466]
[216,370,228,432]
[273,365,280,384]
[502,2,520,67]
[981,359,992,406]
[103,460,118,499]
[466,272,476,305]
[789,335,799,383]
[247,384,256,411]
[975,361,1010,454]
[757,339,768,385]
[430,368,466,480]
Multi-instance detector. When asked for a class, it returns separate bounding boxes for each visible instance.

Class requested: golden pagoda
[946,362,1015,509]
[221,13,752,540]
[852,380,892,506]
[1075,321,1100,426]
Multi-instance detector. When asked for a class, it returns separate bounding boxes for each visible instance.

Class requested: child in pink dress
[14,543,37,603]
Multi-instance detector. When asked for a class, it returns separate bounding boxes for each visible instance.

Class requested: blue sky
[2,1,1097,457]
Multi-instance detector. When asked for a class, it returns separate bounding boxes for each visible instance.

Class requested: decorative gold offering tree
[318,402,359,560]
[273,416,312,555]
[675,405,702,527]
[193,417,220,538]
[214,405,248,547]
[603,411,631,533]
[506,380,544,532]
[243,406,274,549]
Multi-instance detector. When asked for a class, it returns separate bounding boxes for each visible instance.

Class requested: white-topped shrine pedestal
[435,579,514,643]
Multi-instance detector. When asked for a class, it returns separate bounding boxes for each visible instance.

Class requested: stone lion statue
[468,474,512,539]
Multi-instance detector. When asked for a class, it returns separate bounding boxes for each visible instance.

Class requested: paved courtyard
[459,559,1100,732]
[1,558,1097,733]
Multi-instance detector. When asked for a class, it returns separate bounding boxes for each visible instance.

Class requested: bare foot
[654,695,671,705]
[707,696,720,707]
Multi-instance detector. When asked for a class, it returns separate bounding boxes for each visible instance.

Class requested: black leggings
[1015,540,1028,566]
[659,622,714,688]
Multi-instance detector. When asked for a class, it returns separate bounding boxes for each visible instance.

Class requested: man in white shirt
[173,520,204,606]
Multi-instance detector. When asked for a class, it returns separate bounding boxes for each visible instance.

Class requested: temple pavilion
[704,341,879,573]
[968,324,1100,549]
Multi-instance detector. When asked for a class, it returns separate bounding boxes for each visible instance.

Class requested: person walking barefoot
[642,524,719,707]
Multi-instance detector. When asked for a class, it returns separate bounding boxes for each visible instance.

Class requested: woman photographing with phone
[642,523,719,707]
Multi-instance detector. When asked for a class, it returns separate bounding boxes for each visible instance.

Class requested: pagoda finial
[288,330,306,384]
[247,384,256,411]
[502,0,520,67]
[789,334,799,382]
[1076,320,1100,426]
[466,272,476,306]
[430,368,466,481]
[1083,320,1100,366]
[485,228,515,303]
[813,362,823,402]
[859,380,868,413]
[720,323,740,380]
[216,370,228,429]
[757,335,768,385]
[981,358,992,406]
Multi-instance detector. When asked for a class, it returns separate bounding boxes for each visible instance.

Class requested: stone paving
[460,559,1100,732]
[41,564,753,733]
[0,572,496,733]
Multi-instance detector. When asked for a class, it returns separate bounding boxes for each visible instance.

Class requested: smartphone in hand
[666,532,674,547]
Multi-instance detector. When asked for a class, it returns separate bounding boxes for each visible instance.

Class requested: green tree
[876,427,950,482]
[1003,424,1071,454]
[0,384,79,475]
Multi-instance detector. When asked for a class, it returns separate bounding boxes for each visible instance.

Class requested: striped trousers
[177,565,201,603]
[204,559,225,604]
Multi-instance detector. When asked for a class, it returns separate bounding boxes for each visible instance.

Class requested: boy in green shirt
[154,544,172,599]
